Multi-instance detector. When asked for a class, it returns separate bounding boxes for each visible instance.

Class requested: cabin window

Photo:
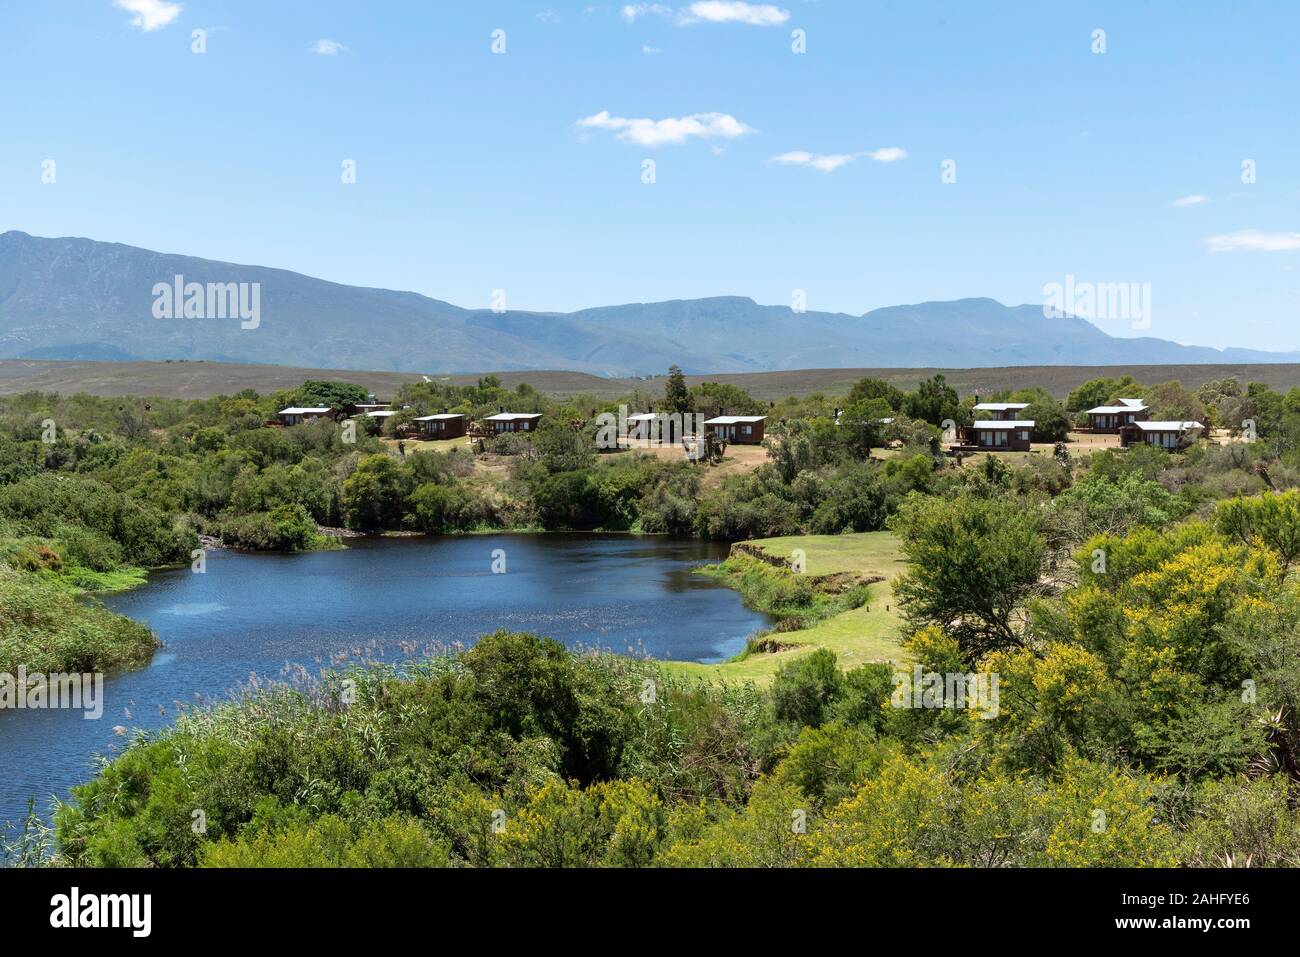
[1019,430,1030,441]
[522,421,530,431]
[742,425,752,435]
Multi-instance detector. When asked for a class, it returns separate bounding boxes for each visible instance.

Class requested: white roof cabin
[970,419,1035,429]
[1133,420,1203,432]
[1086,399,1149,414]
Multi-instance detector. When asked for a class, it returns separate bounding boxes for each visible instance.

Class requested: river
[0,534,766,829]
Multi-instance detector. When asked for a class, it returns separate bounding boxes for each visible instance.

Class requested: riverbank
[660,532,909,683]
[0,534,764,830]
[0,565,158,676]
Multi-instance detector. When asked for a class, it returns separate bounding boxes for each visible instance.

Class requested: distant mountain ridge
[1,230,1295,375]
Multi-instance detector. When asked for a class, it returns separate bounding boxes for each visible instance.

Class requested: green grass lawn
[385,436,474,454]
[660,531,908,684]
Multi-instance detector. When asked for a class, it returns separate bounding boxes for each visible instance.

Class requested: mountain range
[2,230,1295,375]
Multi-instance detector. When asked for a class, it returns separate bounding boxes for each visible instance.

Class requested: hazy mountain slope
[2,231,1294,374]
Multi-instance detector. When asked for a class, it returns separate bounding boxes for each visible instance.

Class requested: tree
[772,722,885,806]
[535,420,595,473]
[768,418,822,483]
[1044,472,1180,552]
[295,380,369,410]
[408,482,484,533]
[901,375,963,427]
[837,398,892,459]
[1065,375,1143,413]
[689,382,762,418]
[1216,489,1300,578]
[663,365,692,414]
[1023,398,1071,442]
[889,494,1047,661]
[845,377,904,411]
[341,454,409,532]
[772,649,842,727]
[1146,380,1208,424]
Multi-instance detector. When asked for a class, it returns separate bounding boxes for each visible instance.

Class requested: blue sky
[2,0,1299,351]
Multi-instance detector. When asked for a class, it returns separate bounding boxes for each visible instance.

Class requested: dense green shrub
[407,482,492,533]
[0,475,195,567]
[220,504,320,551]
[772,649,842,728]
[0,567,158,674]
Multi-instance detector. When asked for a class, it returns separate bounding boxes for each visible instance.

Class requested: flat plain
[4,358,1300,401]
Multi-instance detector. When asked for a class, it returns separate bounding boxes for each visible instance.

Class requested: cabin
[354,409,398,433]
[1121,420,1204,450]
[627,412,657,440]
[703,415,766,444]
[621,410,660,442]
[414,413,467,439]
[484,412,543,434]
[1085,398,1149,432]
[353,402,391,415]
[277,407,334,426]
[625,411,692,443]
[958,420,1035,452]
[972,402,1030,421]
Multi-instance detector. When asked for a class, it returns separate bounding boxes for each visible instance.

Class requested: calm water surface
[0,534,767,828]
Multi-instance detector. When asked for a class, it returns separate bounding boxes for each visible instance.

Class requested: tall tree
[889,494,1047,662]
[664,365,692,414]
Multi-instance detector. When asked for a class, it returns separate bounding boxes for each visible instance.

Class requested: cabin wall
[965,428,1031,451]
[705,420,765,444]
[422,417,466,439]
[1087,409,1150,432]
[492,418,539,434]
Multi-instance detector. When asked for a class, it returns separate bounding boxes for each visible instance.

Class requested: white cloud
[622,3,672,23]
[642,45,663,54]
[1170,194,1209,208]
[576,110,755,147]
[536,10,560,23]
[770,148,907,172]
[680,2,790,26]
[311,39,347,55]
[1204,229,1300,252]
[113,0,182,32]
[622,2,788,26]
[769,151,858,173]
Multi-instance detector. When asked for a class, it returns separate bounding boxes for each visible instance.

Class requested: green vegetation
[9,368,1300,867]
[672,532,907,683]
[0,566,157,676]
